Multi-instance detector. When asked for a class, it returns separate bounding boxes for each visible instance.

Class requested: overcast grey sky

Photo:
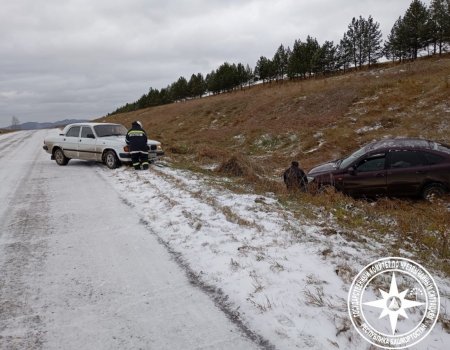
[0,0,431,127]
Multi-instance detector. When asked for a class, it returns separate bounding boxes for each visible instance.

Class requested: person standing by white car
[126,121,149,170]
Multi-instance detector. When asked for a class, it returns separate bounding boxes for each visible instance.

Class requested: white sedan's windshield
[339,146,367,169]
[94,124,127,137]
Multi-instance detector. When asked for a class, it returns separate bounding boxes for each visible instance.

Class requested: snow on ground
[102,164,450,349]
[1,130,449,350]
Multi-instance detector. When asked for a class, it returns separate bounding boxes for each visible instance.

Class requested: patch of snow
[293,96,307,102]
[288,133,298,142]
[356,123,383,135]
[254,133,272,146]
[313,131,323,139]
[253,133,283,150]
[233,134,245,145]
[304,139,326,154]
[354,95,379,105]
[199,163,219,171]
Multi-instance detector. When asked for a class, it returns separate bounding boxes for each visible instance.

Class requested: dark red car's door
[342,153,387,197]
[386,150,429,197]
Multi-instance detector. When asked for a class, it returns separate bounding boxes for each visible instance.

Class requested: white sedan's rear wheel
[54,148,69,166]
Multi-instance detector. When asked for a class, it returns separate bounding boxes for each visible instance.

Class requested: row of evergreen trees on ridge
[110,0,450,115]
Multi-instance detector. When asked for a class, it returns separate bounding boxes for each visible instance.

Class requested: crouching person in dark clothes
[126,121,149,170]
[283,161,308,192]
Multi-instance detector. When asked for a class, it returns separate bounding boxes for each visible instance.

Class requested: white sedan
[43,122,164,169]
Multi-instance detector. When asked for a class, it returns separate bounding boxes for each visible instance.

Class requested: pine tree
[254,56,271,83]
[364,15,383,66]
[287,37,321,78]
[430,0,450,54]
[322,41,338,73]
[273,44,288,81]
[235,63,254,89]
[245,64,254,87]
[402,0,431,59]
[384,16,410,61]
[187,73,206,98]
[346,17,364,68]
[304,36,320,75]
[236,63,246,89]
[214,62,239,92]
[206,70,219,94]
[171,76,189,101]
[337,34,353,72]
[287,39,303,79]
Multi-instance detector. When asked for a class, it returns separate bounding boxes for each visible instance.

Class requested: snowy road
[0,130,261,350]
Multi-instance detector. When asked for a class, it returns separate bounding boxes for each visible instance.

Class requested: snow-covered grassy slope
[102,164,450,349]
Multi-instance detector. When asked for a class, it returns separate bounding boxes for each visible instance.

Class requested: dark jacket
[283,165,308,190]
[126,124,148,152]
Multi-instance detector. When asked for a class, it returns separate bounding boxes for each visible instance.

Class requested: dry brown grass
[103,55,449,173]
[216,154,266,181]
[288,189,449,273]
[100,54,450,275]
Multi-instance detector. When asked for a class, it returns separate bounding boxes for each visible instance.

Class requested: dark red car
[307,138,450,199]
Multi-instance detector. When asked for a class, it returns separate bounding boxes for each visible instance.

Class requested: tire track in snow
[0,134,51,350]
[0,131,35,158]
[140,166,320,247]
[138,216,276,350]
[0,131,26,145]
[136,167,267,233]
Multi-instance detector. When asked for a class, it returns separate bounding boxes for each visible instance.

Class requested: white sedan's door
[63,126,81,158]
[78,126,99,161]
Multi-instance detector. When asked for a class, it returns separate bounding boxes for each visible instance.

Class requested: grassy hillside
[101,55,450,273]
[102,55,449,171]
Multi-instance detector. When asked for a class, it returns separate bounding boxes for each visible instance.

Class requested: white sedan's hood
[99,135,159,145]
[100,135,126,144]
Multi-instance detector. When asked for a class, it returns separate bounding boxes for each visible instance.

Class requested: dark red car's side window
[388,151,427,169]
[422,152,446,165]
[356,155,386,172]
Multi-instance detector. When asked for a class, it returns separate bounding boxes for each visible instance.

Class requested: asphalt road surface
[0,130,260,350]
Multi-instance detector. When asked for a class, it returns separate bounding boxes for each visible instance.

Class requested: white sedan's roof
[62,122,125,132]
[66,122,123,127]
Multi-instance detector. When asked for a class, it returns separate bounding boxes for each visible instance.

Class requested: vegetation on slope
[101,55,450,274]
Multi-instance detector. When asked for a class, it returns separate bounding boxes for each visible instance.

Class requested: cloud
[0,0,431,127]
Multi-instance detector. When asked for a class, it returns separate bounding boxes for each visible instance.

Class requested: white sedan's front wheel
[104,150,120,169]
